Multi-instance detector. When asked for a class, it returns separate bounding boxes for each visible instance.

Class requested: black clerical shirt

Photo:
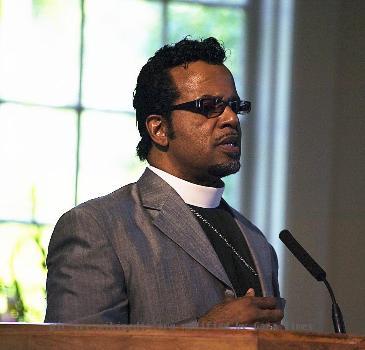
[189,202,263,297]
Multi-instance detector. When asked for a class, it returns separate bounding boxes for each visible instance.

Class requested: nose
[217,105,240,130]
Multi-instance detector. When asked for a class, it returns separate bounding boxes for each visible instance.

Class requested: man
[45,37,283,326]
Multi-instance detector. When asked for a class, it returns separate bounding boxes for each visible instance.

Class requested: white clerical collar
[148,166,224,208]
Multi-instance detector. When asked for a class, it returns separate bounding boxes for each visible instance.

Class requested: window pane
[0,103,76,224]
[82,0,162,111]
[78,111,145,204]
[167,2,245,96]
[0,222,50,322]
[0,0,80,105]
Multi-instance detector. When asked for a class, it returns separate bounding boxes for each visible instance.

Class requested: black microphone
[279,229,346,334]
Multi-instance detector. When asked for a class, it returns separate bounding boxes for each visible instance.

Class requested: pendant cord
[189,207,258,276]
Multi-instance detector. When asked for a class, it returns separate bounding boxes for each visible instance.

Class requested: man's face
[165,60,242,187]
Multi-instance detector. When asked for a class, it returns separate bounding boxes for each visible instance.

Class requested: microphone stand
[323,279,346,333]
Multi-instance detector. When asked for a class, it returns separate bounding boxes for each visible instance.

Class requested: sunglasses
[170,96,251,118]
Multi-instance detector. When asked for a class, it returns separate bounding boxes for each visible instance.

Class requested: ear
[145,115,169,147]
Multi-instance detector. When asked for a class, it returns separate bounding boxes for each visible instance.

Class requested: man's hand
[198,288,284,327]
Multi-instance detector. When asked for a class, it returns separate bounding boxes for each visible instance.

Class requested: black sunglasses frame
[170,96,251,118]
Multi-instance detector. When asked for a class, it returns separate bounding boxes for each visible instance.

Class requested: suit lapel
[232,211,272,296]
[138,169,233,289]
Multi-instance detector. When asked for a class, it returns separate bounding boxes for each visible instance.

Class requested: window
[0,0,249,321]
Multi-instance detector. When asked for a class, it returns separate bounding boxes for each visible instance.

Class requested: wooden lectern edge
[0,322,363,339]
[0,323,364,350]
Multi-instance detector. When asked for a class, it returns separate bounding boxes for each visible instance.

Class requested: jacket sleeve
[45,206,129,324]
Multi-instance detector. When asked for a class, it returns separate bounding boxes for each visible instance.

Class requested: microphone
[279,229,346,334]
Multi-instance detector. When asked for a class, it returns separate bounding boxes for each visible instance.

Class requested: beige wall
[282,0,365,334]
[330,0,365,335]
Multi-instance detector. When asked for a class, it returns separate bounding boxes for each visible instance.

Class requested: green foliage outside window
[0,188,49,322]
[0,223,48,321]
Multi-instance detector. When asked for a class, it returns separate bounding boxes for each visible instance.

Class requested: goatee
[208,160,241,178]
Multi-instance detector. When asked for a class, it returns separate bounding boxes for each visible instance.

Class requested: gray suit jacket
[45,169,279,325]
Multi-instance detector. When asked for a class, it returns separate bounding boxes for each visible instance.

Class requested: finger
[251,296,279,309]
[245,288,255,297]
[256,309,284,323]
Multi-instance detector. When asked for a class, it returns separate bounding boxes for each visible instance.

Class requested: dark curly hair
[133,37,227,161]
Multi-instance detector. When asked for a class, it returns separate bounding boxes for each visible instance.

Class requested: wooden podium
[0,323,364,350]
